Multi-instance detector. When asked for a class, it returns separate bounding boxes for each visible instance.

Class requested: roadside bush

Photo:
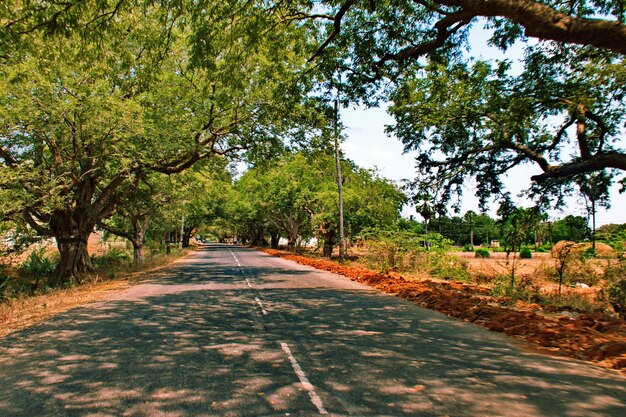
[475,248,490,258]
[540,291,603,313]
[361,229,422,272]
[491,275,541,303]
[584,247,597,258]
[18,249,56,279]
[430,255,471,282]
[519,246,532,259]
[0,264,11,300]
[602,261,626,317]
[540,243,553,252]
[92,247,132,277]
[462,244,474,252]
[361,230,470,281]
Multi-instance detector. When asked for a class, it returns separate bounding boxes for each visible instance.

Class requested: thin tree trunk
[270,232,280,249]
[323,231,335,258]
[133,243,144,267]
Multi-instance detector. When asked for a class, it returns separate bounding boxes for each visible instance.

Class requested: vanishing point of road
[1,244,625,416]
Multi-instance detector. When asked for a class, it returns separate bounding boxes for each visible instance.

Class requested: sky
[339,25,626,227]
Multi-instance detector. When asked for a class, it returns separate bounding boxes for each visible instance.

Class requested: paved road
[1,244,625,417]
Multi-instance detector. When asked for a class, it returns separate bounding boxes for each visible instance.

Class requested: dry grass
[0,250,192,338]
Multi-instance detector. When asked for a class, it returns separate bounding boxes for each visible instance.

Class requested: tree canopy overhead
[0,0,324,281]
[388,44,625,210]
[287,0,626,211]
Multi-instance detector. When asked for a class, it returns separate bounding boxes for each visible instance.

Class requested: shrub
[602,261,626,317]
[92,247,132,274]
[475,248,490,258]
[462,244,474,252]
[429,254,471,282]
[491,275,541,303]
[0,264,11,299]
[519,246,532,259]
[540,291,602,313]
[361,229,470,281]
[18,249,56,279]
[540,243,553,252]
[361,229,424,273]
[584,247,597,258]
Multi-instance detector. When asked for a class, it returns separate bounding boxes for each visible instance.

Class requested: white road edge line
[254,297,268,315]
[280,342,328,415]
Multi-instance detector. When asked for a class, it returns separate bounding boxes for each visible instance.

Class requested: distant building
[490,240,501,248]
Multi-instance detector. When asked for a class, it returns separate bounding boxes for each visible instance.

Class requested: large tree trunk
[54,235,93,284]
[51,211,95,285]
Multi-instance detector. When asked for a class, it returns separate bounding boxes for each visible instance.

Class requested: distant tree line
[405,209,595,249]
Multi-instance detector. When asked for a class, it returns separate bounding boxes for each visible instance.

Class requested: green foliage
[551,216,592,243]
[475,248,490,258]
[227,152,406,251]
[584,247,597,258]
[0,264,11,298]
[490,276,540,304]
[361,229,470,281]
[519,246,532,259]
[600,227,626,255]
[540,243,553,252]
[0,1,321,282]
[500,207,545,252]
[602,261,626,317]
[388,41,626,213]
[360,229,424,272]
[462,244,474,252]
[91,247,132,275]
[539,292,602,313]
[423,212,499,246]
[18,249,56,279]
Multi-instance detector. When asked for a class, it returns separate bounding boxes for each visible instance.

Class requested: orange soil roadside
[258,248,626,375]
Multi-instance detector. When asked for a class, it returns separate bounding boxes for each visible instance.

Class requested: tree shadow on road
[1,247,625,416]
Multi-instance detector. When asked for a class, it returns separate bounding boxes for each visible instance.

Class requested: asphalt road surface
[1,244,625,417]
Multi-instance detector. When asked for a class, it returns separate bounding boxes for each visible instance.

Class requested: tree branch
[308,0,359,62]
[503,141,551,171]
[372,10,473,78]
[531,152,626,183]
[0,146,18,167]
[22,209,51,236]
[439,0,626,54]
[584,110,611,154]
[98,221,135,243]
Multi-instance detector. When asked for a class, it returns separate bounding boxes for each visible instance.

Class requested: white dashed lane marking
[254,297,268,315]
[280,342,328,415]
[229,248,328,414]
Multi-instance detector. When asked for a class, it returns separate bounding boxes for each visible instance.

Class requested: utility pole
[179,213,185,250]
[334,86,346,260]
[592,198,596,251]
[469,212,474,247]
